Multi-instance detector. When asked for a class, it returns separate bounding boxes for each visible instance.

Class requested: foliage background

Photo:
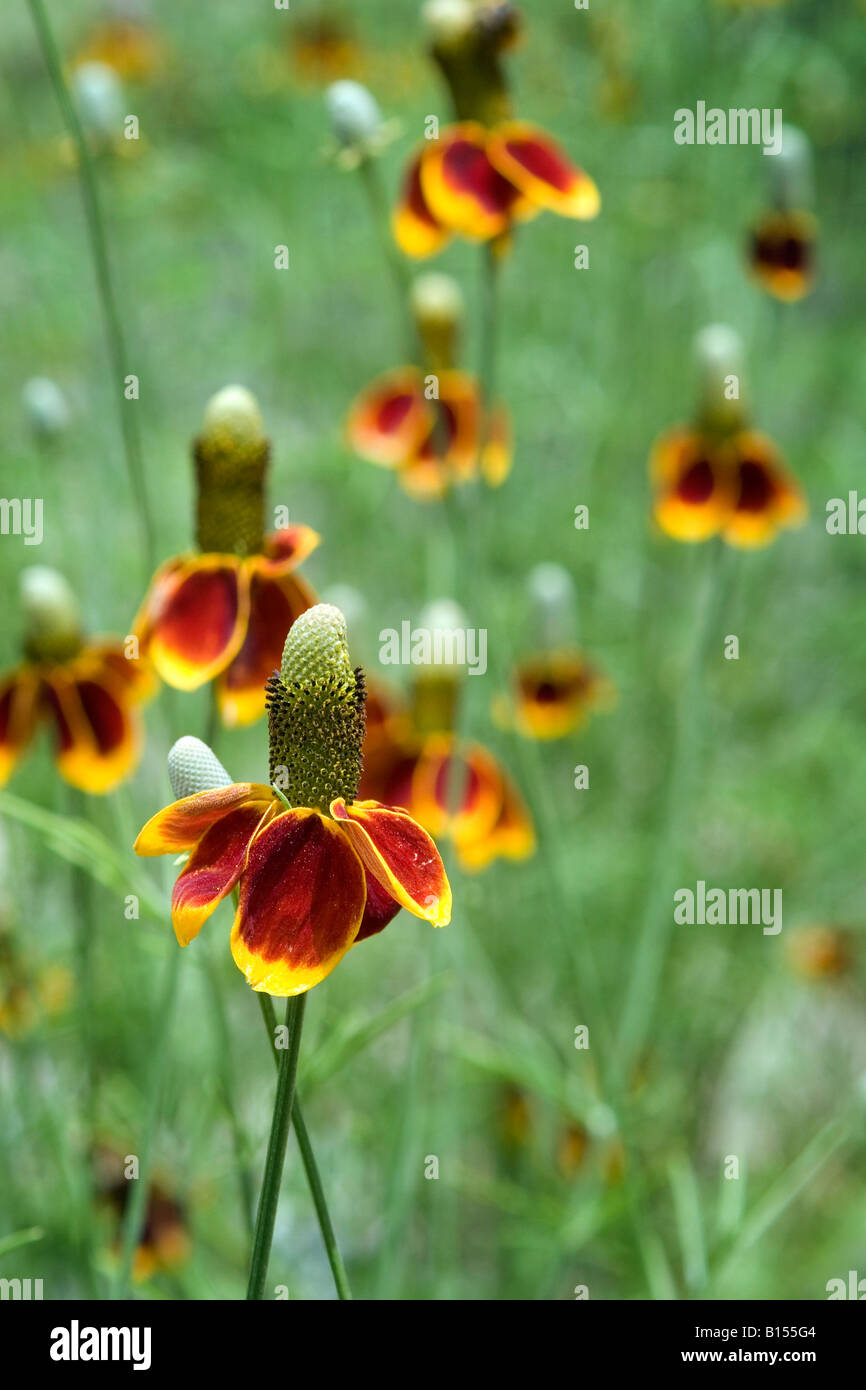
[1,0,865,1300]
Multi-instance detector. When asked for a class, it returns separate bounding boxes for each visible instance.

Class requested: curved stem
[246,994,306,1300]
[257,994,352,1299]
[26,0,157,579]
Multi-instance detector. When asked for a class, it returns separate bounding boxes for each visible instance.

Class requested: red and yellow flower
[748,209,816,303]
[132,387,318,727]
[495,649,616,740]
[394,3,598,257]
[650,326,807,548]
[135,607,451,996]
[347,364,511,497]
[360,682,534,874]
[395,120,600,259]
[747,126,816,302]
[651,427,806,548]
[347,272,511,497]
[0,567,154,793]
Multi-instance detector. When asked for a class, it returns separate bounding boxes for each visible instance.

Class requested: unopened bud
[167,736,233,801]
[20,567,82,663]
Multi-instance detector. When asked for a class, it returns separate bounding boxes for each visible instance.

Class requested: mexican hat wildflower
[134,606,451,996]
[493,564,615,739]
[96,1148,190,1284]
[347,273,511,496]
[748,127,817,302]
[72,5,166,84]
[0,567,154,793]
[650,326,807,548]
[358,604,534,873]
[393,1,599,258]
[132,387,318,727]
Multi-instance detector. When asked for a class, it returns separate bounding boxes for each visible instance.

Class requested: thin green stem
[614,542,729,1086]
[204,952,256,1238]
[257,993,352,1299]
[478,241,500,437]
[112,939,182,1297]
[26,0,156,579]
[356,155,414,354]
[246,993,306,1300]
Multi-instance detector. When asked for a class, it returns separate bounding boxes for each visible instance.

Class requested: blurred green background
[1,0,865,1300]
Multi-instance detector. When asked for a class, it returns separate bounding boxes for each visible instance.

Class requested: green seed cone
[267,605,366,812]
[194,386,268,556]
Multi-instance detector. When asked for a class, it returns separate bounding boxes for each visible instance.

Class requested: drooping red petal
[137,556,248,690]
[346,367,429,468]
[171,800,275,945]
[259,525,321,576]
[230,809,367,995]
[392,150,452,259]
[420,123,521,239]
[487,121,600,219]
[135,784,274,855]
[40,669,140,794]
[355,869,402,943]
[216,565,316,728]
[330,798,451,926]
[0,668,39,786]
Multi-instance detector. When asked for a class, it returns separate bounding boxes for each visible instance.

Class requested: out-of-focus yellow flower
[360,678,534,874]
[0,927,72,1038]
[651,327,806,548]
[72,8,166,83]
[496,651,616,740]
[786,925,853,981]
[394,2,598,258]
[347,274,511,497]
[557,1123,590,1179]
[747,128,817,301]
[0,568,154,794]
[97,1147,191,1283]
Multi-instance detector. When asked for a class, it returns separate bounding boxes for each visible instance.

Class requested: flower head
[650,327,806,547]
[135,606,451,996]
[0,567,154,793]
[395,5,598,258]
[347,275,511,496]
[748,126,816,302]
[132,386,318,726]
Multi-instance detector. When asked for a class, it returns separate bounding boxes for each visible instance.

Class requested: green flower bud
[410,273,464,371]
[326,80,384,150]
[527,562,578,649]
[694,324,745,434]
[20,567,82,664]
[168,736,233,801]
[267,604,366,812]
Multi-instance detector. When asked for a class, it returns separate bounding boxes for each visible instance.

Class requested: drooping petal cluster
[135,609,451,996]
[650,427,806,548]
[495,650,616,740]
[361,683,534,872]
[394,121,599,259]
[1,567,154,794]
[346,366,511,497]
[133,525,318,724]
